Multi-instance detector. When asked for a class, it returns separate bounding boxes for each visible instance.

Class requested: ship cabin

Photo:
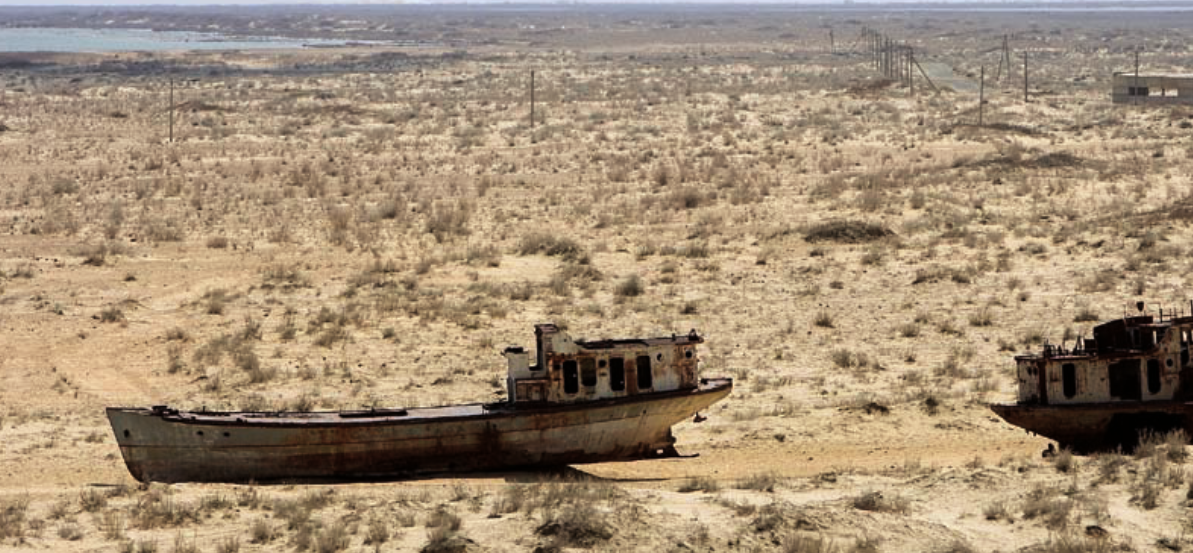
[502,324,702,404]
[1014,304,1193,406]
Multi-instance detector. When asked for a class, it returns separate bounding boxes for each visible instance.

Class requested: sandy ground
[2,8,1193,552]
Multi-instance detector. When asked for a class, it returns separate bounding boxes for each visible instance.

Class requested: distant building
[1112,72,1193,105]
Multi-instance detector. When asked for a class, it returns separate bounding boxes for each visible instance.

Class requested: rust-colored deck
[990,401,1193,452]
[108,378,732,483]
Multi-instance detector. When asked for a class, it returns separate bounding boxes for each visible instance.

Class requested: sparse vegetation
[1,10,1192,553]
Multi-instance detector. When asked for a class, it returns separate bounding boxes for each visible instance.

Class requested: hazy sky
[0,0,1157,4]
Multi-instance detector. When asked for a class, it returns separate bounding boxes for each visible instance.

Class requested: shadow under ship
[107,324,733,483]
[991,302,1193,452]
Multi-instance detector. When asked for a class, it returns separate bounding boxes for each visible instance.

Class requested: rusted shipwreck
[991,303,1193,452]
[107,324,733,483]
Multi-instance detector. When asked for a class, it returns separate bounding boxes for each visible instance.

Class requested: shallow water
[0,27,350,53]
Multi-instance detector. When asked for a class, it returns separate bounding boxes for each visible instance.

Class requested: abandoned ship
[107,323,733,483]
[991,302,1193,452]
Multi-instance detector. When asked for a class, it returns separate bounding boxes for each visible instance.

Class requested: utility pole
[829,28,834,54]
[979,66,985,126]
[168,77,174,143]
[530,70,535,129]
[1134,48,1140,106]
[1023,51,1029,103]
[994,35,1010,83]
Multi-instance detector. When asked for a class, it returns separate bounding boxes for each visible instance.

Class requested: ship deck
[111,378,734,427]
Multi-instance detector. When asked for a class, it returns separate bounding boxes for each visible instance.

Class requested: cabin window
[580,358,597,387]
[562,360,579,394]
[636,355,653,390]
[609,358,625,391]
[1148,359,1162,395]
[1062,363,1077,399]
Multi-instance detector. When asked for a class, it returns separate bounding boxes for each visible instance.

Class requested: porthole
[656,353,663,361]
[123,430,130,438]
[1167,358,1174,367]
[223,432,230,438]
[196,431,204,437]
[685,349,693,359]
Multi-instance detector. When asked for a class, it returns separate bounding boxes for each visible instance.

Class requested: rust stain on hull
[108,378,732,483]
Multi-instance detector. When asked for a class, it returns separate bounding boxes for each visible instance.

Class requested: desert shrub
[80,488,108,512]
[804,220,894,244]
[364,517,389,545]
[51,177,78,195]
[678,476,720,493]
[851,491,909,514]
[249,518,275,543]
[314,521,348,553]
[132,489,198,529]
[424,199,472,241]
[736,472,781,492]
[314,326,350,348]
[99,306,125,323]
[983,500,1011,521]
[1032,534,1113,553]
[517,232,587,263]
[205,236,229,249]
[78,243,109,266]
[202,288,231,315]
[1053,448,1077,473]
[1020,485,1071,529]
[813,311,835,328]
[0,495,29,539]
[665,186,705,210]
[165,534,197,553]
[614,274,643,298]
[422,507,467,553]
[57,523,83,541]
[782,533,842,553]
[143,218,185,242]
[536,502,612,548]
[101,511,125,541]
[968,307,993,327]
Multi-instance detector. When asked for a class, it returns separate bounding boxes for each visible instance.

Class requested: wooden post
[829,28,834,54]
[885,38,891,78]
[909,48,915,95]
[1134,48,1140,106]
[979,66,985,126]
[530,70,535,129]
[1023,51,1028,103]
[168,77,174,143]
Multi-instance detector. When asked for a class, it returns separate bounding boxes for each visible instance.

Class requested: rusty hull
[991,401,1193,452]
[107,378,732,483]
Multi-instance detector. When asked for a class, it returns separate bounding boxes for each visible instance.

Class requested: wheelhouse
[1014,303,1193,405]
[503,323,702,404]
